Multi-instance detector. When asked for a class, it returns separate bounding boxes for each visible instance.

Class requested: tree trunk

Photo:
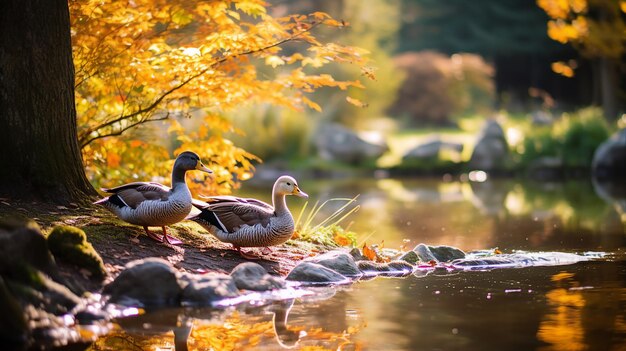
[599,57,618,121]
[0,0,96,204]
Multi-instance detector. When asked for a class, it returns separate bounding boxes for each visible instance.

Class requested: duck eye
[286,182,292,186]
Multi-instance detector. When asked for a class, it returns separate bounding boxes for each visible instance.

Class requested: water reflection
[91,288,363,351]
[240,177,626,251]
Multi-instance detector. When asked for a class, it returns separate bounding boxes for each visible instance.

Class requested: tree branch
[79,20,323,149]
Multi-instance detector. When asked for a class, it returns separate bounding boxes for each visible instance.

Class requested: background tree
[0,0,95,203]
[398,0,584,110]
[537,0,626,120]
[71,0,370,194]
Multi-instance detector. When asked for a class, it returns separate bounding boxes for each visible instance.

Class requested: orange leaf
[362,242,377,261]
[346,96,368,108]
[333,233,351,247]
[106,152,121,168]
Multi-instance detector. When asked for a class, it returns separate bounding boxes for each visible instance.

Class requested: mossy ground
[0,200,321,292]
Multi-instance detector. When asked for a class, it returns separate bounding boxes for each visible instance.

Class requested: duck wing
[194,196,274,232]
[100,182,171,209]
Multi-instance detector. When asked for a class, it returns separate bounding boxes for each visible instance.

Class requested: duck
[94,151,212,245]
[189,175,308,258]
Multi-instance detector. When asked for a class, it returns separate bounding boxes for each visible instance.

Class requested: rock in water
[305,251,362,278]
[230,262,285,291]
[592,128,626,179]
[413,244,466,263]
[313,123,388,165]
[286,262,349,285]
[180,273,240,306]
[103,258,181,307]
[469,120,509,171]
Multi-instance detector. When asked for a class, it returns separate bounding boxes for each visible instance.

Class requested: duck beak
[293,186,309,199]
[196,162,213,175]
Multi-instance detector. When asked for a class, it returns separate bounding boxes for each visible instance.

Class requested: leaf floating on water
[494,248,502,254]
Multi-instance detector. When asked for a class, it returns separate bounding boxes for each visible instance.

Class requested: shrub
[517,107,610,170]
[557,108,610,168]
[388,51,495,126]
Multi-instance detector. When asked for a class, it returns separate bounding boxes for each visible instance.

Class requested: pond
[90,177,626,351]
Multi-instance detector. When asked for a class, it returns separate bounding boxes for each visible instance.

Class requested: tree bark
[0,0,96,204]
[599,57,618,121]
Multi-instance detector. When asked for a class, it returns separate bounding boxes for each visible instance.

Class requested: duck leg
[161,226,183,245]
[144,226,165,242]
[142,226,183,245]
[234,245,259,260]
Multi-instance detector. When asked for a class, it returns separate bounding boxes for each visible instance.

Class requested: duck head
[275,175,308,199]
[174,151,213,174]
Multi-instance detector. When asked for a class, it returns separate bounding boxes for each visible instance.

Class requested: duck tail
[191,207,228,233]
[94,194,127,209]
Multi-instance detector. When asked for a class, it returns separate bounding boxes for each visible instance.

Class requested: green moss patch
[47,226,106,280]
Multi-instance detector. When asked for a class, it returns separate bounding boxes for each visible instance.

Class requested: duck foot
[143,226,183,245]
[234,246,260,260]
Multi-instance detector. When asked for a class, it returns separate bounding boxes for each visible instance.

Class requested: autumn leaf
[291,230,301,240]
[346,96,368,108]
[333,232,352,247]
[362,242,377,261]
[106,151,121,168]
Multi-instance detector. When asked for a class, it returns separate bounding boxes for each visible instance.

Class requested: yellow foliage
[537,0,626,60]
[70,0,369,194]
[551,61,576,77]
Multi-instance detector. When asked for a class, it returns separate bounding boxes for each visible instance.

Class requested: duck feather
[199,196,274,231]
[101,182,171,209]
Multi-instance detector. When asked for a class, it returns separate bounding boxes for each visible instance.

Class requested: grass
[291,196,360,247]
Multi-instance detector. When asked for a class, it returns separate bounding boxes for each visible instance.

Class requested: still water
[91,177,626,351]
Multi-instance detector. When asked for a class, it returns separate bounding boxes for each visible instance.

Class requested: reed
[293,196,360,247]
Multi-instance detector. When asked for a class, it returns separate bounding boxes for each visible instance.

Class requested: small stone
[349,248,368,261]
[230,262,285,291]
[286,262,348,285]
[398,251,420,265]
[387,260,414,274]
[181,273,240,306]
[305,251,362,278]
[413,244,437,262]
[357,260,390,273]
[412,244,465,263]
[428,245,466,262]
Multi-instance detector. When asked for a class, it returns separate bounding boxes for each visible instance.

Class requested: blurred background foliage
[72,0,626,191]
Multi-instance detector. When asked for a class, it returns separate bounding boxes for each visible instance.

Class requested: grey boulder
[230,262,285,291]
